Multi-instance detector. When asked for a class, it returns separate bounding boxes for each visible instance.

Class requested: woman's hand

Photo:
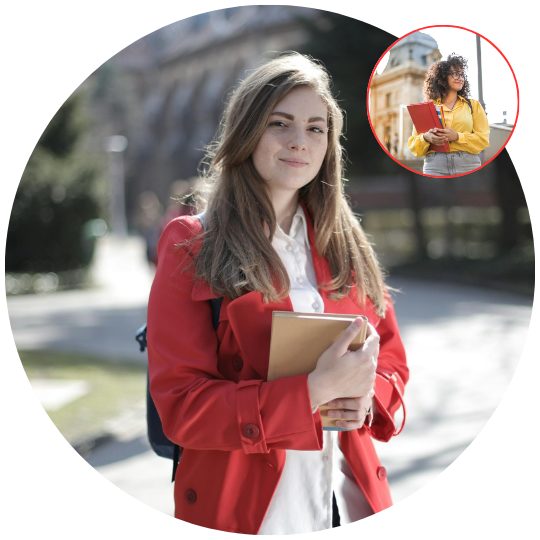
[422,128,447,146]
[308,319,379,409]
[324,390,375,430]
[433,127,459,142]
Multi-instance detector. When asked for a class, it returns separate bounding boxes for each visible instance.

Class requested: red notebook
[407,101,451,153]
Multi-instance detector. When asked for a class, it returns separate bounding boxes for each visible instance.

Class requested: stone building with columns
[369,32,441,168]
[87,6,321,224]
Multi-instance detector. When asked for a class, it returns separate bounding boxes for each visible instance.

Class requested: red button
[377,466,387,480]
[184,489,197,504]
[243,423,260,439]
[233,357,243,372]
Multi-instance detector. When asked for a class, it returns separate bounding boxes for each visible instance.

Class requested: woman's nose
[287,126,307,150]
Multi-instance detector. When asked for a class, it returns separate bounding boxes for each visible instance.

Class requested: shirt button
[286,245,293,252]
[322,454,329,462]
[312,302,319,310]
[184,489,197,504]
[243,424,260,439]
[377,466,387,480]
[232,357,243,372]
[296,277,304,284]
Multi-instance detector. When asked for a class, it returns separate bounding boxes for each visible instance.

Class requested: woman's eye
[268,121,325,134]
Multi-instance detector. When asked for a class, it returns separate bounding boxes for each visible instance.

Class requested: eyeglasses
[449,72,466,80]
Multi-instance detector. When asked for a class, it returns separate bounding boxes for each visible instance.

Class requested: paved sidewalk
[8,234,155,362]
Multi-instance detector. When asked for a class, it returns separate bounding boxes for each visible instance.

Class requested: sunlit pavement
[7,234,155,363]
[7,233,533,518]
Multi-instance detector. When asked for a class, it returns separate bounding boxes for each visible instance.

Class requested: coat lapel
[299,200,333,299]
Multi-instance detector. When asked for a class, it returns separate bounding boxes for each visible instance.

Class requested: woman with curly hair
[408,53,490,176]
[147,52,408,534]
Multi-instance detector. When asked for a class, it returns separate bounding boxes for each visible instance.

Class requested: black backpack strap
[172,444,181,482]
[136,324,147,352]
[465,98,473,115]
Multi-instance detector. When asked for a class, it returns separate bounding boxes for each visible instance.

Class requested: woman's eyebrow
[270,111,327,123]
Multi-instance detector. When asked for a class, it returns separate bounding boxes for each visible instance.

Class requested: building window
[386,93,392,108]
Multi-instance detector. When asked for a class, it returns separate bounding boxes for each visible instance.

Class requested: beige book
[267,312,368,430]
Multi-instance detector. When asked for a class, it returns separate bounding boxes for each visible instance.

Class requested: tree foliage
[6,92,102,273]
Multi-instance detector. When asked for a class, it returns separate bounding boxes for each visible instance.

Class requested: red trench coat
[147,203,409,534]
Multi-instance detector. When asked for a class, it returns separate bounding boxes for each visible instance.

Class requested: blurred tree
[6,92,103,273]
[298,12,399,178]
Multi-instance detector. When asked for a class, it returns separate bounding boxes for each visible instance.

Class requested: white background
[1,2,537,538]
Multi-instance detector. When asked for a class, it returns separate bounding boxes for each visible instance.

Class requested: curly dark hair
[422,53,471,101]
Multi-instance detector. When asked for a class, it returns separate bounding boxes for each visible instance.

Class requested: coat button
[377,466,387,480]
[243,423,260,439]
[233,357,243,372]
[184,489,197,504]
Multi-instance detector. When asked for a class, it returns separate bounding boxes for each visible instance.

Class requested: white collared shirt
[257,204,373,535]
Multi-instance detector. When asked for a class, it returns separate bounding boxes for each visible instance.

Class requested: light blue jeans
[423,151,481,176]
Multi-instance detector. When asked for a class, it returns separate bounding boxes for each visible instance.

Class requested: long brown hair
[182,52,388,316]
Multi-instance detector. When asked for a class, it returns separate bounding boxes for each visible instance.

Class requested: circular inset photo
[368,25,519,177]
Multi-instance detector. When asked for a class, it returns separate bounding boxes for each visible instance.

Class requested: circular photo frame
[367,25,519,177]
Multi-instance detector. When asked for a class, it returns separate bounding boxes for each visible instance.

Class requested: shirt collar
[434,95,466,106]
[274,203,311,251]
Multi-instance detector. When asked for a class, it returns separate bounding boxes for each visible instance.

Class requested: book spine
[429,103,450,153]
[440,106,446,129]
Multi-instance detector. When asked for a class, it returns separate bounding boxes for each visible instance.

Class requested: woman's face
[252,86,328,196]
[447,67,465,93]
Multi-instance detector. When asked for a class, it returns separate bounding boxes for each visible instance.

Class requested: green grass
[19,350,146,445]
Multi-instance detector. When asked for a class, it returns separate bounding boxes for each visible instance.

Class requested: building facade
[88,6,321,225]
[369,32,441,164]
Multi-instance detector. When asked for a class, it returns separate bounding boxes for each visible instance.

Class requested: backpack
[136,212,223,481]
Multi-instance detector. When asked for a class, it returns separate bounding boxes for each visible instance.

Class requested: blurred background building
[370,32,442,171]
[88,6,321,234]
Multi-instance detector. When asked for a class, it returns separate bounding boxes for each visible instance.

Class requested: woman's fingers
[365,322,378,338]
[364,323,380,349]
[362,333,380,358]
[327,408,366,421]
[330,317,365,357]
[327,397,362,410]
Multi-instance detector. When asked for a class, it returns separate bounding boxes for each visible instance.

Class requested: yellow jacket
[408,96,490,157]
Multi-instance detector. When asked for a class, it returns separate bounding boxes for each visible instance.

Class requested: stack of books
[407,101,450,153]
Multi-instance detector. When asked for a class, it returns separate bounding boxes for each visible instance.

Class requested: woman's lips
[280,158,307,168]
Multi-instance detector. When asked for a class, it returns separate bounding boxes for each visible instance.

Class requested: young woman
[408,54,490,176]
[147,52,408,535]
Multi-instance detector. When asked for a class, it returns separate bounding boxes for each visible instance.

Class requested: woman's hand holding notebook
[268,312,378,430]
